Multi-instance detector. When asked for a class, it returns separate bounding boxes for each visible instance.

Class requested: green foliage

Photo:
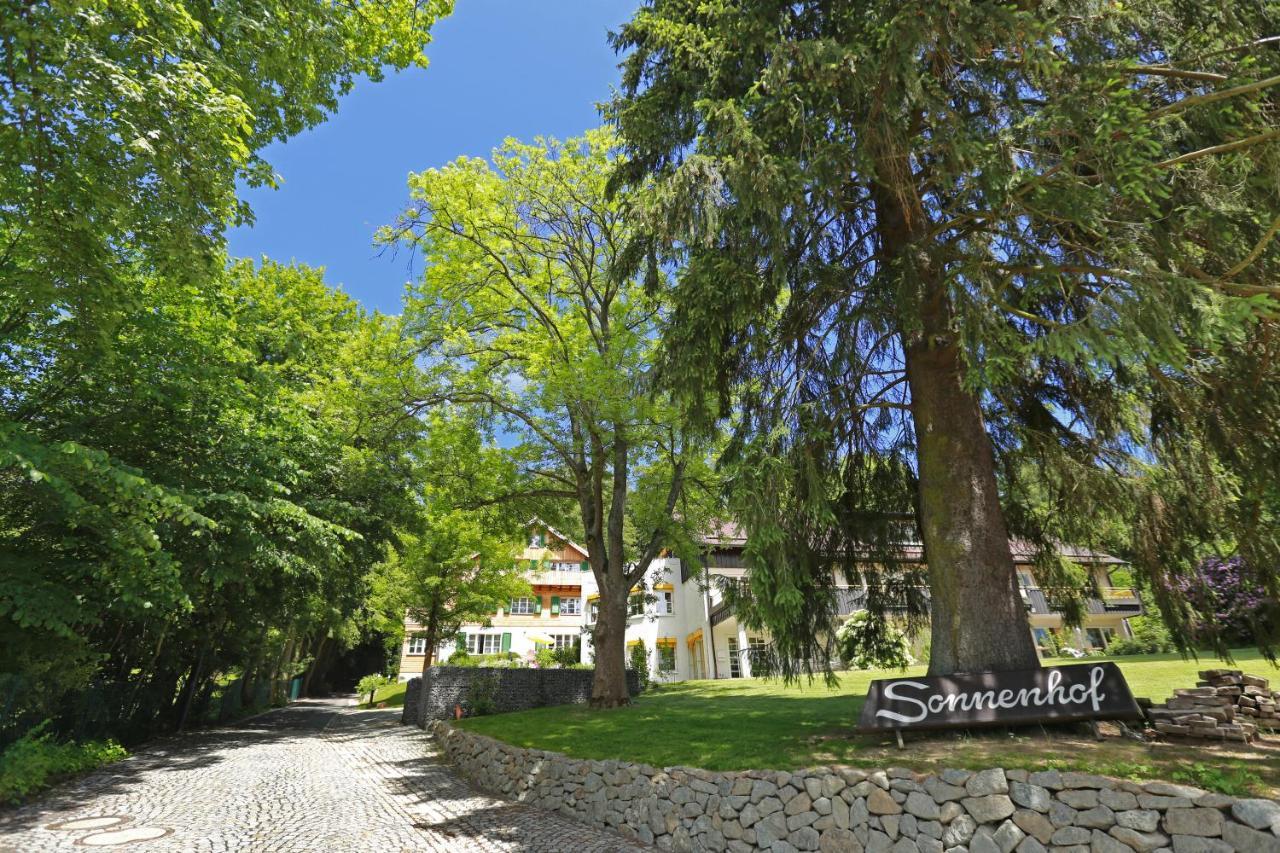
[1107,617,1176,656]
[1172,762,1263,797]
[629,640,652,692]
[365,411,529,670]
[835,612,913,671]
[357,674,393,705]
[383,130,718,702]
[466,671,501,716]
[610,0,1280,671]
[447,653,522,669]
[0,724,127,804]
[2,260,423,743]
[0,1,451,745]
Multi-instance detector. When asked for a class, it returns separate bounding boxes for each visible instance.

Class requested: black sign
[857,662,1141,732]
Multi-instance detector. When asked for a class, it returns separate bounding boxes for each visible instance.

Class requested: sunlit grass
[453,649,1280,795]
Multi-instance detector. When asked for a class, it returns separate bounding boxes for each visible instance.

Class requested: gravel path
[0,698,643,852]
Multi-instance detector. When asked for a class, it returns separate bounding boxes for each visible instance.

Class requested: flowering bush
[1176,556,1269,646]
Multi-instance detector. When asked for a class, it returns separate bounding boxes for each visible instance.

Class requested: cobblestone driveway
[0,698,644,852]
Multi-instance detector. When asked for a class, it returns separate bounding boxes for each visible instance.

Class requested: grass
[454,648,1280,796]
[359,681,408,709]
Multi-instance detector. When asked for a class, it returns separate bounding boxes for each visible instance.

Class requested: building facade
[399,521,1144,684]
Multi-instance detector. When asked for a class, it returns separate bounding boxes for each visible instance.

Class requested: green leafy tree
[2,259,420,740]
[382,131,716,707]
[610,1,1280,675]
[367,412,530,671]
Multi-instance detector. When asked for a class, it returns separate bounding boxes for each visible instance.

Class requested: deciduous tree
[383,131,714,706]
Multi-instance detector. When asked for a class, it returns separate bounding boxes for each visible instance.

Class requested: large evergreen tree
[610,1,1280,675]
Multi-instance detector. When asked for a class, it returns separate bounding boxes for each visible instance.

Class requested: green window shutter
[501,632,512,652]
[534,597,543,615]
[529,559,538,571]
[551,596,560,616]
[455,634,465,653]
[579,561,588,572]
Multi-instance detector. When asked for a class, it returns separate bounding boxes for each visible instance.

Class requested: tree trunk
[905,332,1040,675]
[589,586,631,707]
[870,159,1039,677]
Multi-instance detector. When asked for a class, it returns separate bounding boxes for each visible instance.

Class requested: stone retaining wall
[400,667,640,724]
[429,720,1280,852]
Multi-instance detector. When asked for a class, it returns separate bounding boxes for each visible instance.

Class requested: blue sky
[227,0,638,314]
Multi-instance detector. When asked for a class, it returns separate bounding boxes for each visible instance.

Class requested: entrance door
[727,638,741,678]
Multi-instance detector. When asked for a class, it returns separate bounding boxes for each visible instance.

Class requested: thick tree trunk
[589,586,631,707]
[871,167,1039,676]
[905,335,1040,675]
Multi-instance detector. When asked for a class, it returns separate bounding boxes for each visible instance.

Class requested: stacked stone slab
[1145,669,1279,743]
[429,720,1280,852]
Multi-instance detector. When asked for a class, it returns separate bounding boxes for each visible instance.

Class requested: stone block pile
[429,720,1280,852]
[1145,669,1279,743]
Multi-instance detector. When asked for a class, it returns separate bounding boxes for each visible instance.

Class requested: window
[628,592,644,616]
[657,643,676,672]
[560,597,581,616]
[466,633,502,655]
[407,636,428,655]
[588,600,599,623]
[550,561,578,571]
[1033,627,1052,649]
[1017,571,1035,588]
[528,531,545,548]
[550,633,578,651]
[509,597,536,615]
[727,638,741,678]
[656,590,674,615]
[1085,627,1114,650]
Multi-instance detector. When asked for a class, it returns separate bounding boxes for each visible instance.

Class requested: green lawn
[455,649,1280,796]
[359,681,408,708]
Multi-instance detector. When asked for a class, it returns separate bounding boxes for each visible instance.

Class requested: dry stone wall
[429,720,1280,852]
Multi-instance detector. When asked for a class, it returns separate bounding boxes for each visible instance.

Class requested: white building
[402,521,1143,683]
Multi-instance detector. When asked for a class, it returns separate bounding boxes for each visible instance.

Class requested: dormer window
[529,531,545,548]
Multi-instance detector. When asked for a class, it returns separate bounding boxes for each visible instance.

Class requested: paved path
[0,698,644,852]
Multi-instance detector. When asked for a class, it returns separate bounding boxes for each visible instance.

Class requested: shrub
[0,724,127,804]
[629,640,651,692]
[1176,556,1274,647]
[447,652,522,669]
[356,673,392,706]
[533,647,558,668]
[835,611,913,670]
[553,642,582,667]
[1106,616,1175,655]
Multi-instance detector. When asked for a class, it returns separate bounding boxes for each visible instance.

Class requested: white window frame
[588,600,599,623]
[628,592,644,617]
[509,596,536,615]
[407,636,428,655]
[657,643,677,672]
[560,597,582,616]
[657,590,674,615]
[551,634,578,651]
[466,633,502,655]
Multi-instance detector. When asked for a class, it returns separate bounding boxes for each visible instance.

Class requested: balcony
[1021,586,1142,616]
[527,567,592,587]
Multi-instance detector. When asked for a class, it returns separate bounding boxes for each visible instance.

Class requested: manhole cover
[77,826,171,846]
[47,816,131,831]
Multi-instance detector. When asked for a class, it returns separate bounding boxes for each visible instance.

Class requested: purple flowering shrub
[1176,556,1269,646]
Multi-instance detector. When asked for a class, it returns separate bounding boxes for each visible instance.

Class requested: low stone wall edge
[427,719,1280,852]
